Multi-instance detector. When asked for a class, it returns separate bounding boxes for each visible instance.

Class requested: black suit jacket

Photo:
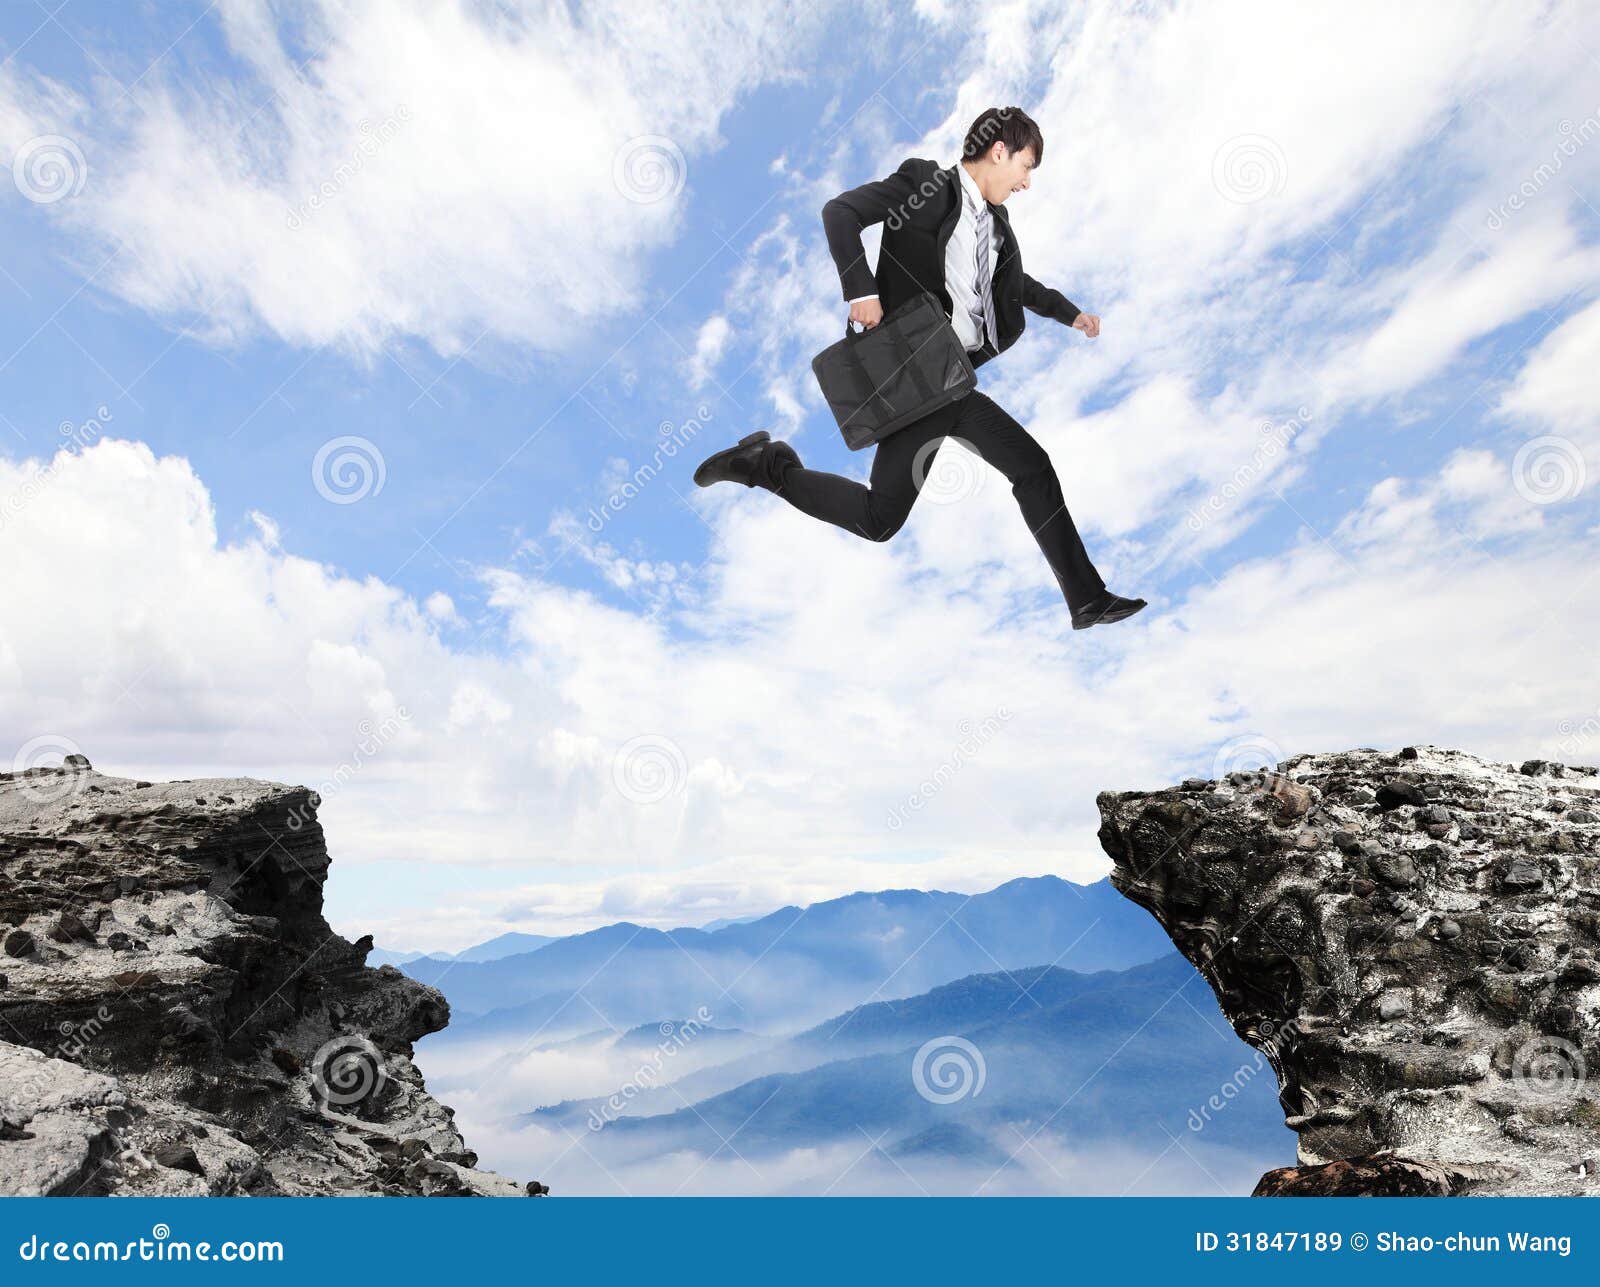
[821,157,1081,360]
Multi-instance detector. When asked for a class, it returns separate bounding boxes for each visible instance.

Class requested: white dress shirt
[849,162,1001,352]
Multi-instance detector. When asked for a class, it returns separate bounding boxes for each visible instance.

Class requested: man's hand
[849,297,884,329]
[1071,312,1101,339]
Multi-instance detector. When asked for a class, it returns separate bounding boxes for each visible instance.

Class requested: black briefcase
[811,291,976,451]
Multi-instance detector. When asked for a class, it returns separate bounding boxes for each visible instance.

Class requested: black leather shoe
[693,431,798,488]
[1071,590,1148,631]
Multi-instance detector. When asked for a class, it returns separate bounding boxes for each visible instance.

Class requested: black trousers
[762,389,1107,612]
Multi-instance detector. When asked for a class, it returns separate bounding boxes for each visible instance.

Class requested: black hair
[961,106,1044,167]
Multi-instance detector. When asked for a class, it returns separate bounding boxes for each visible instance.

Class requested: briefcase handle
[844,290,933,339]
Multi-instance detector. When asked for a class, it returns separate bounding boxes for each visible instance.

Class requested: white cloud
[1495,295,1600,440]
[689,314,732,389]
[1320,210,1600,404]
[4,2,1599,956]
[0,0,837,359]
[724,0,1600,577]
[3,436,1597,951]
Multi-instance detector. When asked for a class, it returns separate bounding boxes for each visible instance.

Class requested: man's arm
[821,157,931,303]
[1021,271,1081,328]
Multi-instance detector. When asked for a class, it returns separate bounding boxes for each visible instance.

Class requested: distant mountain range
[369,930,557,969]
[403,876,1177,1039]
[484,951,1296,1196]
[600,952,1286,1152]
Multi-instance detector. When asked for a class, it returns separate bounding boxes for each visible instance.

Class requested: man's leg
[950,391,1108,612]
[762,404,960,542]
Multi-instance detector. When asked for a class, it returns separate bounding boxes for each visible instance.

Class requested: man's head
[960,106,1043,204]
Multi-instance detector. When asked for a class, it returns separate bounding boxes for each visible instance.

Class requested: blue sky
[2,0,1598,949]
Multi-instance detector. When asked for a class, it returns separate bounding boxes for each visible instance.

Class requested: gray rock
[1500,856,1544,892]
[0,761,536,1198]
[1097,744,1600,1197]
[1370,852,1419,888]
[1376,778,1428,810]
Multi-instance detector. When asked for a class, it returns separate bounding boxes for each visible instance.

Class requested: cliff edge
[0,756,540,1197]
[1097,745,1599,1196]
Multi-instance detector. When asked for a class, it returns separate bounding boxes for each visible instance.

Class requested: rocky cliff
[0,756,542,1197]
[1097,745,1599,1196]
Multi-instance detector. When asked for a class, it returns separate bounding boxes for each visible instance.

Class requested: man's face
[981,143,1035,204]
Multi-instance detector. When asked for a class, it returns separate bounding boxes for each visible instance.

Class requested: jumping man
[693,106,1146,631]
